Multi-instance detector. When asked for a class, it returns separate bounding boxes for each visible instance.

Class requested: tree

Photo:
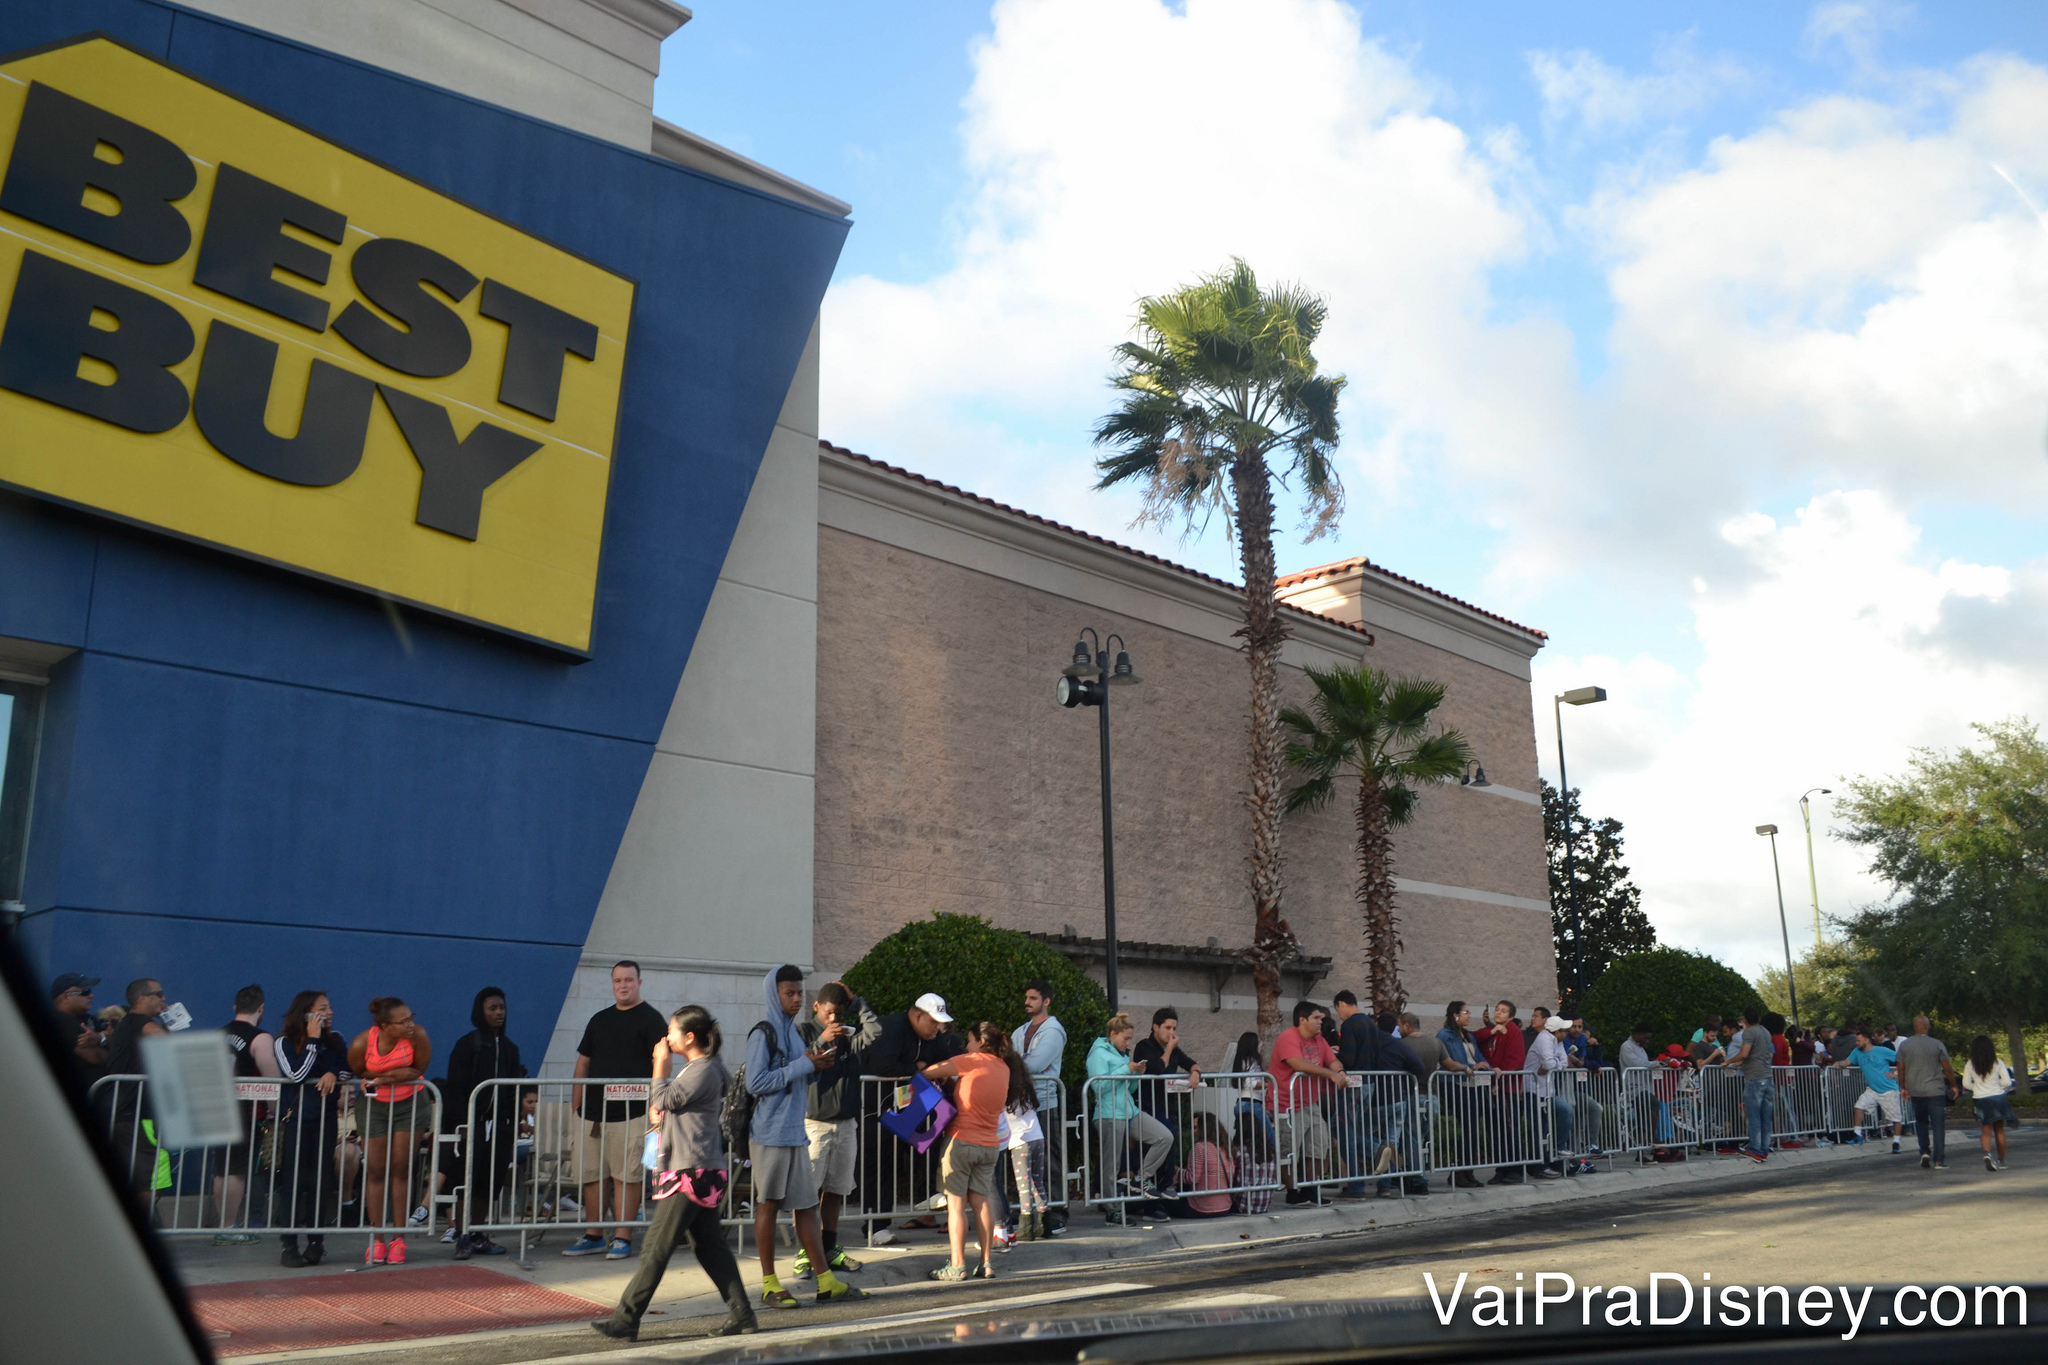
[1280,664,1471,1015]
[1579,948,1762,1058]
[1837,718,2048,1077]
[843,913,1110,1099]
[1753,938,1902,1034]
[1094,259,1345,1042]
[1542,781,1654,1013]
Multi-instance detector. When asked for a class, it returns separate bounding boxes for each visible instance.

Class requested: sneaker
[1891,1138,1902,1154]
[212,1232,261,1246]
[303,1241,326,1267]
[440,1227,458,1244]
[868,1228,899,1246]
[1533,1167,1564,1179]
[1994,1159,2007,1171]
[1045,1219,1068,1237]
[280,1244,307,1269]
[409,1205,429,1227]
[1920,1155,1933,1169]
[991,1226,1015,1250]
[605,1238,634,1260]
[1844,1134,1864,1145]
[1746,1150,1768,1164]
[1986,1154,1998,1172]
[1815,1137,1833,1147]
[825,1246,862,1272]
[1101,1206,1129,1226]
[1573,1160,1597,1176]
[561,1234,609,1256]
[1587,1145,1605,1157]
[929,1263,972,1282]
[454,1233,473,1261]
[1931,1162,1946,1170]
[387,1237,408,1265]
[792,1248,815,1279]
[366,1240,386,1265]
[471,1236,506,1256]
[1373,1143,1398,1175]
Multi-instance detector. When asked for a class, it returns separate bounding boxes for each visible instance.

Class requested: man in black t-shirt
[217,985,276,1243]
[48,974,107,1081]
[563,961,667,1259]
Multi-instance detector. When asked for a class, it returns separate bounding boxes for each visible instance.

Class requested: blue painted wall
[2,2,848,1069]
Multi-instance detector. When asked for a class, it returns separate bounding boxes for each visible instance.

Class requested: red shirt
[1479,1023,1525,1073]
[1771,1034,1791,1067]
[1270,1027,1337,1112]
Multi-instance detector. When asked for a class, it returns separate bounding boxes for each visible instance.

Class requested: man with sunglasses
[49,973,107,1080]
[102,979,171,1213]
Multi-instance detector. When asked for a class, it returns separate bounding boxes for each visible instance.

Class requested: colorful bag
[879,1073,955,1155]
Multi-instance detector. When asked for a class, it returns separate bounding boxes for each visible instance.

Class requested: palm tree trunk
[1355,777,1402,1016]
[1233,453,1291,1042]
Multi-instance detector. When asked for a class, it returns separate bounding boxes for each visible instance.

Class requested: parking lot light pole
[1799,788,1831,950]
[1553,685,1606,1008]
[1756,823,1800,1029]
[1057,628,1140,1010]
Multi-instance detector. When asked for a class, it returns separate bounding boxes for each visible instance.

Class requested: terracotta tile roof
[1276,556,1546,641]
[819,440,1380,641]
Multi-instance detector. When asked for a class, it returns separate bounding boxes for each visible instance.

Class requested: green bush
[1580,948,1763,1057]
[843,913,1109,1098]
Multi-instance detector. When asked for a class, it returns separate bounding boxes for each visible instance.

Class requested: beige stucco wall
[814,469,1558,1066]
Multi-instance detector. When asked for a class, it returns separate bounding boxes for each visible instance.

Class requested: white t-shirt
[1961,1060,2013,1100]
[998,1104,1044,1150]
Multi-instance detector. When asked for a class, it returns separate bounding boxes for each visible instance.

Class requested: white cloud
[1537,490,2040,980]
[1528,39,1747,139]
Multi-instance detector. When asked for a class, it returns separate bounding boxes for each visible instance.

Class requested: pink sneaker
[366,1239,386,1265]
[387,1237,408,1265]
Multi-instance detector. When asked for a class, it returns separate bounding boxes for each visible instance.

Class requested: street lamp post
[1553,685,1607,1009]
[1756,824,1800,1029]
[1057,628,1141,1010]
[1799,788,1831,951]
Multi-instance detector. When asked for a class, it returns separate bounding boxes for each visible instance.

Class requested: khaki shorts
[751,1140,821,1210]
[1279,1108,1330,1163]
[806,1117,858,1197]
[571,1116,645,1185]
[1857,1089,1904,1124]
[940,1138,1002,1199]
[363,1094,429,1139]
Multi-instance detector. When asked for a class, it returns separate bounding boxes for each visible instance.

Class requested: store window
[0,677,43,908]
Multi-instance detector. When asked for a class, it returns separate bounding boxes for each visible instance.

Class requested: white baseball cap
[914,992,953,1024]
[1544,1016,1571,1032]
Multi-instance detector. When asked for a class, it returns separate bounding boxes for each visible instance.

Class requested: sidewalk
[173,1140,1875,1360]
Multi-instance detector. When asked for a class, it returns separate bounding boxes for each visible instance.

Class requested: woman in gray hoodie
[591,1006,756,1341]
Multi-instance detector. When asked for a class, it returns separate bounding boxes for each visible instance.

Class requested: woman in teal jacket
[1085,1013,1173,1225]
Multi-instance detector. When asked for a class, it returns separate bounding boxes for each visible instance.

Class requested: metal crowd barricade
[1286,1069,1426,1194]
[1550,1067,1622,1168]
[1770,1065,1828,1144]
[1614,1065,1674,1155]
[461,1076,659,1263]
[1424,1067,1550,1183]
[1691,1066,1756,1150]
[1821,1063,1915,1139]
[87,1073,441,1242]
[1080,1071,1282,1212]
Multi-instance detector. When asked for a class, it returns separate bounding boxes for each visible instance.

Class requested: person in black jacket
[1131,1007,1200,1214]
[797,982,882,1276]
[444,987,526,1259]
[853,994,949,1242]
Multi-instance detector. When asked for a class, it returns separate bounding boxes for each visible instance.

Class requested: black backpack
[720,1022,779,1157]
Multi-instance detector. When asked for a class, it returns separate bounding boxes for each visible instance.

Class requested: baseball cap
[1544,1015,1570,1032]
[49,973,99,999]
[913,992,953,1024]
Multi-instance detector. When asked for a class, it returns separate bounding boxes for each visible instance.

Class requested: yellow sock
[762,1274,782,1295]
[818,1269,845,1294]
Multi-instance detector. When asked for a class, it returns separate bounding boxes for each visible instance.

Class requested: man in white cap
[1524,1015,1586,1179]
[853,992,954,1242]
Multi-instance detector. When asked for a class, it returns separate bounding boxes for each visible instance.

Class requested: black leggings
[609,1191,746,1328]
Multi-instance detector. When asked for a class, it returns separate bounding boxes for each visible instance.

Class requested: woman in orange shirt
[348,997,432,1266]
[919,1021,1016,1283]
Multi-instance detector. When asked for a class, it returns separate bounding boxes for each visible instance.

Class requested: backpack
[720,1022,780,1158]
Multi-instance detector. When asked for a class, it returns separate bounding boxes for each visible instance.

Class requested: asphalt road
[345,1123,2045,1365]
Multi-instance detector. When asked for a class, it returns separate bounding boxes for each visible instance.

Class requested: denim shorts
[1973,1095,2019,1126]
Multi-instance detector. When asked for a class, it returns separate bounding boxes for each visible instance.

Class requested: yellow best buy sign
[0,38,635,655]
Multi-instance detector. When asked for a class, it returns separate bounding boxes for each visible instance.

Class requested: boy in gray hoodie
[747,966,864,1307]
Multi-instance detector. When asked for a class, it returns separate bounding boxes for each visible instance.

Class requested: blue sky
[653,2,2048,978]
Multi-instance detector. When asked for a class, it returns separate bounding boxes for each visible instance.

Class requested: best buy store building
[0,0,848,1070]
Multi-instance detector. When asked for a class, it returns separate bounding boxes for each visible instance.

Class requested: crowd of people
[42,961,2026,1339]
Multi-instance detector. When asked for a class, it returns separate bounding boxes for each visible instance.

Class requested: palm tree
[1281,663,1472,1016]
[1094,260,1345,1042]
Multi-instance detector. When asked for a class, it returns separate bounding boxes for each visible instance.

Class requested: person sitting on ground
[48,973,107,1081]
[1833,1027,1903,1152]
[1231,1106,1278,1215]
[592,1006,757,1342]
[1085,1013,1173,1225]
[444,986,526,1260]
[920,1021,1017,1281]
[1274,1000,1346,1203]
[1960,1036,2017,1173]
[748,966,861,1308]
[1170,1112,1236,1219]
[796,981,880,1278]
